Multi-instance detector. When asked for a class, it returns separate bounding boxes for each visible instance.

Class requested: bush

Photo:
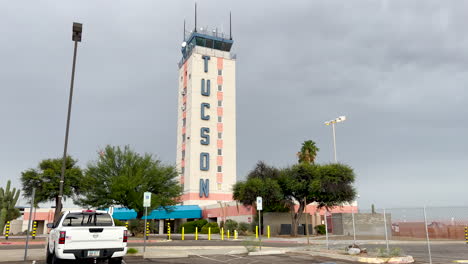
[314,224,326,235]
[238,222,250,235]
[128,219,158,236]
[225,219,238,231]
[201,222,220,234]
[178,219,208,233]
[242,236,261,252]
[114,219,126,227]
[127,248,138,254]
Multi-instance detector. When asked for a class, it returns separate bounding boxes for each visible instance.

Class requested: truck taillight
[123,230,128,242]
[59,231,66,244]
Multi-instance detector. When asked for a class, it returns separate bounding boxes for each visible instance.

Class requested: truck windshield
[62,213,113,226]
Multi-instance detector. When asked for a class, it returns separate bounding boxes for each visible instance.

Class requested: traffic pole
[32,221,37,240]
[5,221,10,240]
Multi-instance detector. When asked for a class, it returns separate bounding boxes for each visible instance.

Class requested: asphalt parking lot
[130,253,357,263]
[7,253,358,264]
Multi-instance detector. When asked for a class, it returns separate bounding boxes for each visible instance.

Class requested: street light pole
[331,122,337,162]
[324,116,346,163]
[55,22,82,222]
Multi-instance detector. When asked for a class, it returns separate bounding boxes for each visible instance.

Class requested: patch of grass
[373,247,404,257]
[127,248,138,254]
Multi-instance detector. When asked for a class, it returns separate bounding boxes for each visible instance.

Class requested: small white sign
[143,192,151,208]
[256,196,263,211]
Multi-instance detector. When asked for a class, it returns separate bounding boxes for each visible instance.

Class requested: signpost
[143,192,151,253]
[256,196,262,250]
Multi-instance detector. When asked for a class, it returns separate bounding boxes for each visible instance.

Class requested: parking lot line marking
[195,255,228,263]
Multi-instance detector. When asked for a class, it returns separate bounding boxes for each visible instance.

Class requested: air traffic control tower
[176,16,237,206]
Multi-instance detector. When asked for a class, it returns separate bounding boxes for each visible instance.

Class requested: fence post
[195,227,198,240]
[383,208,389,253]
[267,225,270,239]
[182,227,185,241]
[423,206,432,264]
[324,210,329,250]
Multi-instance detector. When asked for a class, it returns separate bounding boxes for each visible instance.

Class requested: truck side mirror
[47,223,54,228]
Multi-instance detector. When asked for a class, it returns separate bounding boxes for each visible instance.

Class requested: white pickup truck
[46,210,127,264]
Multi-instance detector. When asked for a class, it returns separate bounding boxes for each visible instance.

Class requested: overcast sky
[1,0,467,210]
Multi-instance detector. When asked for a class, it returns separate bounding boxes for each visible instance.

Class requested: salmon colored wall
[302,204,358,215]
[203,204,255,218]
[24,211,54,221]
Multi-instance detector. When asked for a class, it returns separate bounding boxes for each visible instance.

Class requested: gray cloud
[1,0,467,209]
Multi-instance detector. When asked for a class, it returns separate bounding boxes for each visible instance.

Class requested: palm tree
[297,140,320,164]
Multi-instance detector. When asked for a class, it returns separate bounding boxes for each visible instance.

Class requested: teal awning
[145,205,202,220]
[110,205,202,220]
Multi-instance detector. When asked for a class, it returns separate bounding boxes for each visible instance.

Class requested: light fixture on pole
[56,22,82,222]
[324,115,346,163]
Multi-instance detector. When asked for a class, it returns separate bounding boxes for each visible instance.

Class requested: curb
[248,250,286,256]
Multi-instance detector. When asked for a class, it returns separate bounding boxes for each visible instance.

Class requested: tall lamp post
[55,22,82,222]
[324,115,346,162]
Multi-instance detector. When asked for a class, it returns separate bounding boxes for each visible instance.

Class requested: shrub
[114,219,126,226]
[178,219,208,233]
[201,222,220,234]
[225,219,238,231]
[242,236,261,252]
[127,248,138,254]
[314,224,326,235]
[128,219,158,236]
[238,222,250,235]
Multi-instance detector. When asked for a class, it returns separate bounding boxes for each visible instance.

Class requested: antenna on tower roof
[183,19,186,41]
[229,11,232,40]
[194,3,197,33]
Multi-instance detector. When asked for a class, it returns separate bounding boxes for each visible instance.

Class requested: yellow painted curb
[453,261,468,263]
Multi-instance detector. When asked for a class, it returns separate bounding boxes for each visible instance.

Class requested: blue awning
[110,205,202,220]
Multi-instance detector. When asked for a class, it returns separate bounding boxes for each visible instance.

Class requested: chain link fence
[318,206,468,263]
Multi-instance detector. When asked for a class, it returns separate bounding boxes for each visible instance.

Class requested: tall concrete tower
[176,17,236,206]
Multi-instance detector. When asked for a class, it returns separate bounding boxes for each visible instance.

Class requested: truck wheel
[46,246,52,264]
[109,257,123,264]
[51,252,61,264]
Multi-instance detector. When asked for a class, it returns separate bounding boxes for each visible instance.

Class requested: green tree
[77,145,183,219]
[233,145,356,237]
[297,140,320,164]
[233,161,287,212]
[21,157,83,221]
[279,163,356,236]
[0,180,21,234]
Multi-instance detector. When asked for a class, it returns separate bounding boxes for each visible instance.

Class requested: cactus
[0,180,20,234]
